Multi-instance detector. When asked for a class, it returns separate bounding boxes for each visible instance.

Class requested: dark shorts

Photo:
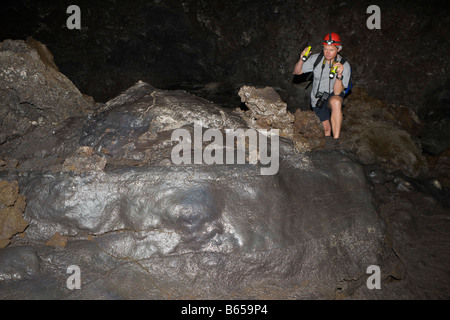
[312,92,345,122]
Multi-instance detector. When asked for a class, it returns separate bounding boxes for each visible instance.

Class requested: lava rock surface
[0,39,449,300]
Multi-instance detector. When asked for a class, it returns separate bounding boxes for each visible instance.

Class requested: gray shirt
[301,53,351,108]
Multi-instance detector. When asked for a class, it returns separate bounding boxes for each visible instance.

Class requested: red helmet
[322,33,342,46]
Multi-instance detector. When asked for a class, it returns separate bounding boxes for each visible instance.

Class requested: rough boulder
[1,80,392,299]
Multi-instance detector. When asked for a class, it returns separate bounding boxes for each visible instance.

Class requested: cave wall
[1,0,449,113]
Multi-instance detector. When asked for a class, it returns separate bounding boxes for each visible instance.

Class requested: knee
[329,97,342,111]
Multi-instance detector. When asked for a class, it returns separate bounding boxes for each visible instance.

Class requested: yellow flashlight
[301,46,311,61]
[329,64,338,79]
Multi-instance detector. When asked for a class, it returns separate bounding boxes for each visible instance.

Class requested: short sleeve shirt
[301,53,351,107]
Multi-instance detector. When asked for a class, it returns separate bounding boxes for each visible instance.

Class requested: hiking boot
[324,136,334,149]
[324,136,340,150]
[332,138,341,150]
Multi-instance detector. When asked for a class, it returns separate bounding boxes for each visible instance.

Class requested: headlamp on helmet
[322,33,342,46]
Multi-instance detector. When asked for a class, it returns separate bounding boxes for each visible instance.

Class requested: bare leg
[328,96,343,139]
[322,120,332,136]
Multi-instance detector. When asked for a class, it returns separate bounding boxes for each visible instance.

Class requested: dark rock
[341,88,428,178]
[293,108,324,151]
[0,76,393,299]
[418,80,450,155]
[13,151,389,299]
[0,39,93,144]
[62,146,107,173]
[78,81,247,169]
[0,38,98,175]
[364,166,450,299]
[0,246,40,281]
[420,119,450,156]
[431,148,450,188]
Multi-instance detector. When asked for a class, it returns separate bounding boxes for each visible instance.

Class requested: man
[293,32,351,149]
